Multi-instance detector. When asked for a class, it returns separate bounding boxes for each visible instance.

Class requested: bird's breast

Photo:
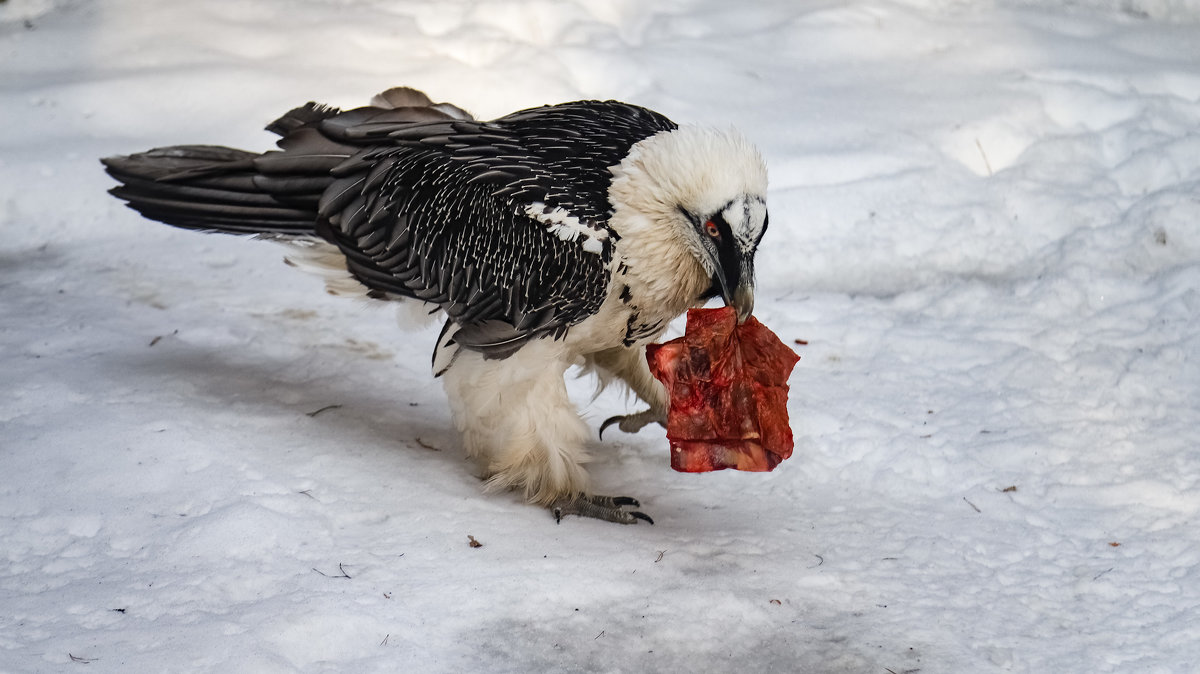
[563,251,710,355]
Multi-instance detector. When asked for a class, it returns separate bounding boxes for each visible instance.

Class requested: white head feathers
[609,125,767,226]
[607,125,767,275]
[604,125,768,315]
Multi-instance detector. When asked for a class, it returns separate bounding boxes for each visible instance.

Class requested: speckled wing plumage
[103,96,678,359]
[315,101,677,356]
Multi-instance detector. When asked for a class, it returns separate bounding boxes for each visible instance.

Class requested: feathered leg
[441,340,650,523]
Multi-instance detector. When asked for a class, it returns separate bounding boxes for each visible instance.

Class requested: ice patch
[1040,81,1145,131]
[940,114,1040,177]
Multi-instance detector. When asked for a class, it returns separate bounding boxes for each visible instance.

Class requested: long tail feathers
[101,145,324,236]
[101,88,473,238]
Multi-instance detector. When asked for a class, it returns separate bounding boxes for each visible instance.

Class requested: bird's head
[609,125,768,323]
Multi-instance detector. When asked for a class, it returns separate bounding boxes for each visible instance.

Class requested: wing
[309,101,679,358]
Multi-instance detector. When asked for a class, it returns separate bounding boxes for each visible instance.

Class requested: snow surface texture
[2,0,1199,672]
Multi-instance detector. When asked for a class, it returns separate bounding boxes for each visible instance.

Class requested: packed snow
[2,0,1199,672]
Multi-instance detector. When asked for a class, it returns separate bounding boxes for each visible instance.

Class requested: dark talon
[598,408,666,439]
[550,493,652,525]
[599,415,622,440]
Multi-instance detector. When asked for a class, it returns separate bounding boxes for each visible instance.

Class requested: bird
[102,86,769,524]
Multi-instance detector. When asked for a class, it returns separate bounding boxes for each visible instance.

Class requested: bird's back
[103,91,679,358]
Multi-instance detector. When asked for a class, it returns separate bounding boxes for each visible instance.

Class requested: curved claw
[598,415,622,440]
[628,510,654,524]
[598,408,666,440]
[552,494,654,525]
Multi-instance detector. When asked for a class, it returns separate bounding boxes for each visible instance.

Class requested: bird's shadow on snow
[108,334,475,483]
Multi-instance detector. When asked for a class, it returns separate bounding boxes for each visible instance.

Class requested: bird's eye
[705,221,720,238]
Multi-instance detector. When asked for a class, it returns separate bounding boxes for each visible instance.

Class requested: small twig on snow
[148,330,178,347]
[974,138,994,176]
[312,563,352,579]
[306,404,342,418]
[415,437,440,451]
[963,497,981,513]
[69,653,97,664]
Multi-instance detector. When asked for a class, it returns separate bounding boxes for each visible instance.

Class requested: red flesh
[646,307,800,473]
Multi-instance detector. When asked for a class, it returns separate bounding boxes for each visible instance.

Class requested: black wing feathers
[103,95,678,358]
[102,145,316,233]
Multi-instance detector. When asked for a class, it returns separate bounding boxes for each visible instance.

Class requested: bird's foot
[599,408,666,439]
[551,494,653,525]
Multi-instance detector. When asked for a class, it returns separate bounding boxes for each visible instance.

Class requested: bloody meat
[646,306,800,473]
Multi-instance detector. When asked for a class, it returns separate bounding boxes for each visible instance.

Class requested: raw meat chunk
[646,306,800,472]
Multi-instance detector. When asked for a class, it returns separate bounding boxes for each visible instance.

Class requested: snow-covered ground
[3,0,1199,671]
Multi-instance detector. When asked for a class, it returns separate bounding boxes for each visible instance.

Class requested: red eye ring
[705,220,720,237]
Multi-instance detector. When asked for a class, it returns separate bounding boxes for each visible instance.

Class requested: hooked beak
[710,257,755,324]
[730,278,755,323]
